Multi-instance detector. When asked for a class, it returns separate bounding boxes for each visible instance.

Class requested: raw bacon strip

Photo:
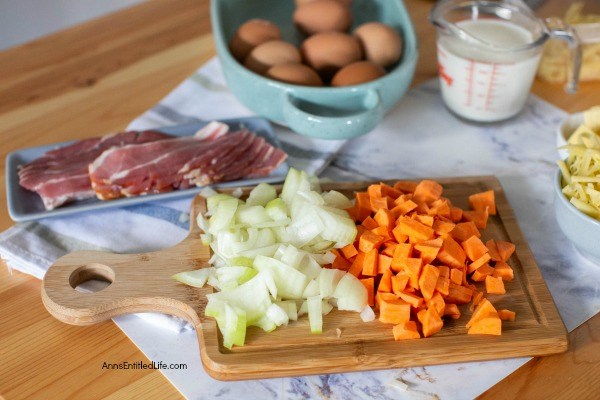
[88,129,287,200]
[18,130,172,210]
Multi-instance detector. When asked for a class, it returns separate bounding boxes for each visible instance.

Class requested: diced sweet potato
[493,261,514,281]
[379,298,411,325]
[437,236,467,269]
[461,236,489,262]
[393,321,421,340]
[360,278,375,306]
[485,275,506,294]
[468,316,502,335]
[469,190,496,215]
[421,307,444,337]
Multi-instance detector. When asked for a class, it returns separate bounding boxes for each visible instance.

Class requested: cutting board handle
[41,198,212,327]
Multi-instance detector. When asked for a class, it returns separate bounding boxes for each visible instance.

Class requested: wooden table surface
[0,0,598,399]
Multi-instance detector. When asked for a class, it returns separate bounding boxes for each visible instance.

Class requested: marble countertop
[111,80,600,399]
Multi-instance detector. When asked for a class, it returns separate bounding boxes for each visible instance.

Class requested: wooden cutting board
[41,176,568,381]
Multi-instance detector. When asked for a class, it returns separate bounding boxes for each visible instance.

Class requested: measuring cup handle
[544,17,582,94]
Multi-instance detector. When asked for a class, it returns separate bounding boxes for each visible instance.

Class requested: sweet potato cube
[437,236,467,269]
[377,254,392,274]
[348,251,365,277]
[485,275,506,294]
[426,291,446,315]
[394,200,418,216]
[397,291,424,308]
[399,217,435,241]
[444,303,461,319]
[496,240,516,261]
[393,180,418,193]
[493,261,514,281]
[371,226,393,242]
[468,316,502,335]
[355,191,370,208]
[414,238,443,264]
[466,298,498,329]
[340,243,358,260]
[378,268,393,293]
[367,184,383,199]
[360,278,375,306]
[359,231,385,253]
[471,264,494,282]
[433,220,456,236]
[391,273,409,294]
[414,214,434,227]
[450,221,481,242]
[380,182,403,199]
[333,256,351,271]
[403,258,423,289]
[391,243,413,272]
[421,307,444,337]
[446,283,473,304]
[361,216,378,230]
[362,248,378,276]
[463,209,489,229]
[469,190,496,215]
[370,196,389,213]
[418,264,440,301]
[379,298,411,325]
[438,265,450,278]
[381,242,397,257]
[498,309,516,321]
[375,292,397,310]
[436,272,450,294]
[413,180,443,204]
[467,253,492,274]
[393,321,421,340]
[485,239,503,262]
[450,268,463,285]
[461,236,489,262]
[450,207,463,222]
[374,208,395,228]
[391,225,408,244]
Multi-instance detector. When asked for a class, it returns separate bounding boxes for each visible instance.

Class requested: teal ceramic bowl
[211,0,418,140]
[554,167,600,264]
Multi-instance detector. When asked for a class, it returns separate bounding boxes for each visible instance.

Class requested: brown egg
[301,32,362,80]
[354,22,403,68]
[331,61,386,86]
[244,40,302,75]
[293,0,352,35]
[295,0,352,7]
[267,64,324,86]
[229,19,281,62]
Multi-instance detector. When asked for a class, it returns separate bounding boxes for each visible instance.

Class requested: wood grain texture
[42,177,567,380]
[0,0,599,397]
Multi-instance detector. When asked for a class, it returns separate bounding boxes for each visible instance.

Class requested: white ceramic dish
[556,111,584,159]
[554,167,600,264]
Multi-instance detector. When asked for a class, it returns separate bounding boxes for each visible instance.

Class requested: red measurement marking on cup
[485,64,498,111]
[464,59,475,107]
[437,45,453,86]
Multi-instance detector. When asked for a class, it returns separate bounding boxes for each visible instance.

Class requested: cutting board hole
[69,263,115,293]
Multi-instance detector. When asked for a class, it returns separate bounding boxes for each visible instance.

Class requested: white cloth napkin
[0,58,347,332]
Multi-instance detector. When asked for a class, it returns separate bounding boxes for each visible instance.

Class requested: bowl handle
[282,89,383,140]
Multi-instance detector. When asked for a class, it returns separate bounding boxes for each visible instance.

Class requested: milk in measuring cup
[437,19,542,122]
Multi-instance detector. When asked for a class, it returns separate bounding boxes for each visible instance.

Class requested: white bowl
[554,167,600,264]
[556,112,584,159]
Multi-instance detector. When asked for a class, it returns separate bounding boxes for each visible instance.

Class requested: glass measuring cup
[430,0,582,122]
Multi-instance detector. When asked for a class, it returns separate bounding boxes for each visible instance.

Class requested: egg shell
[331,61,386,86]
[293,0,353,35]
[295,0,352,7]
[267,63,324,86]
[244,40,302,75]
[354,22,403,68]
[229,19,281,62]
[301,32,363,80]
